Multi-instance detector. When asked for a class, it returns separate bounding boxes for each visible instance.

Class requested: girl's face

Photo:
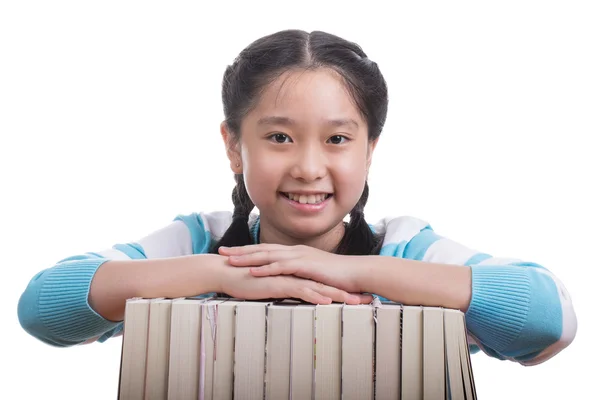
[222,68,378,250]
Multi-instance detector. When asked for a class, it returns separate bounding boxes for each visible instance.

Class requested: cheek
[241,149,282,204]
[338,156,366,176]
[332,156,368,200]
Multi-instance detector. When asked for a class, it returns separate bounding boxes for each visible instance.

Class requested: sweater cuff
[18,258,120,347]
[465,265,531,352]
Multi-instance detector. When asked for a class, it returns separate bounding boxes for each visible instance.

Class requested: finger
[310,281,362,305]
[218,245,261,256]
[219,243,289,256]
[280,279,332,305]
[351,293,376,304]
[227,250,297,267]
[248,261,300,277]
[298,287,333,305]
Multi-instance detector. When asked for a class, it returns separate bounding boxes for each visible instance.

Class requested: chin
[279,218,343,241]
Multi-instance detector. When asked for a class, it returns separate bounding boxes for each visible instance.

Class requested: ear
[220,121,243,174]
[366,137,379,171]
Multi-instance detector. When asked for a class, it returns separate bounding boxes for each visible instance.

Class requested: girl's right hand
[218,262,372,305]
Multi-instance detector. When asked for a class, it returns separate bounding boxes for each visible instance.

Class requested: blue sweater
[17,211,577,366]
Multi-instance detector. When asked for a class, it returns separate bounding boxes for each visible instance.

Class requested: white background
[1,1,598,399]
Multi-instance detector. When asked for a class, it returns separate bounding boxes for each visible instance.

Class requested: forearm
[89,254,224,321]
[356,256,472,312]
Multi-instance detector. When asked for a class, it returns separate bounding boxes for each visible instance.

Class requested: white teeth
[285,193,329,204]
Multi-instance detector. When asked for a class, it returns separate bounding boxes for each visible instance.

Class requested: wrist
[195,254,229,294]
[349,255,376,294]
[358,256,472,311]
[134,254,227,298]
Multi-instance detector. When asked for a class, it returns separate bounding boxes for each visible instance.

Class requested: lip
[281,190,333,195]
[279,192,332,213]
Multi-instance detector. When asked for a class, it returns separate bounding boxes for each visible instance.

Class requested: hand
[219,262,371,305]
[218,244,368,295]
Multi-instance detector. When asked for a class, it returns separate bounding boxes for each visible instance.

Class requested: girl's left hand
[218,244,369,298]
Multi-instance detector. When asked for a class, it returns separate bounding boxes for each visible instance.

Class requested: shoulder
[370,215,432,243]
[172,210,259,253]
[369,215,434,256]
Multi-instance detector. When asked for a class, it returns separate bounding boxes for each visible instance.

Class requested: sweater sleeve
[398,224,577,366]
[17,213,212,348]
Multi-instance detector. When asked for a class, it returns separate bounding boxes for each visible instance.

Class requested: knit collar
[251,215,261,244]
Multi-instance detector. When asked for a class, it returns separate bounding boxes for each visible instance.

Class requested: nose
[289,143,327,182]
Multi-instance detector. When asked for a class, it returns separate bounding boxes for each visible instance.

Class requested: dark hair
[211,29,388,256]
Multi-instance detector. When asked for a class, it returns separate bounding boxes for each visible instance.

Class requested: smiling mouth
[279,192,333,204]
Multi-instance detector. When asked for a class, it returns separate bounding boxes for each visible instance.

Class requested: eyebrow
[256,116,359,129]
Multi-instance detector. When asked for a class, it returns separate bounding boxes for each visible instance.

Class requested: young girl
[18,29,576,366]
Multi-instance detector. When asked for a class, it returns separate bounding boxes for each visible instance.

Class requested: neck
[258,219,346,253]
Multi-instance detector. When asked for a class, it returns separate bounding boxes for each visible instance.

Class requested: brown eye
[328,135,348,144]
[269,133,291,143]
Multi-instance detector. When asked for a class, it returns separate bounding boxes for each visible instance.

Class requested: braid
[335,182,382,256]
[210,174,254,253]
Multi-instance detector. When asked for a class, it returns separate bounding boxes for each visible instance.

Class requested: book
[117,297,477,399]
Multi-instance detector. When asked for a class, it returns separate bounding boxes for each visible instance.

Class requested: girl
[18,29,576,366]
